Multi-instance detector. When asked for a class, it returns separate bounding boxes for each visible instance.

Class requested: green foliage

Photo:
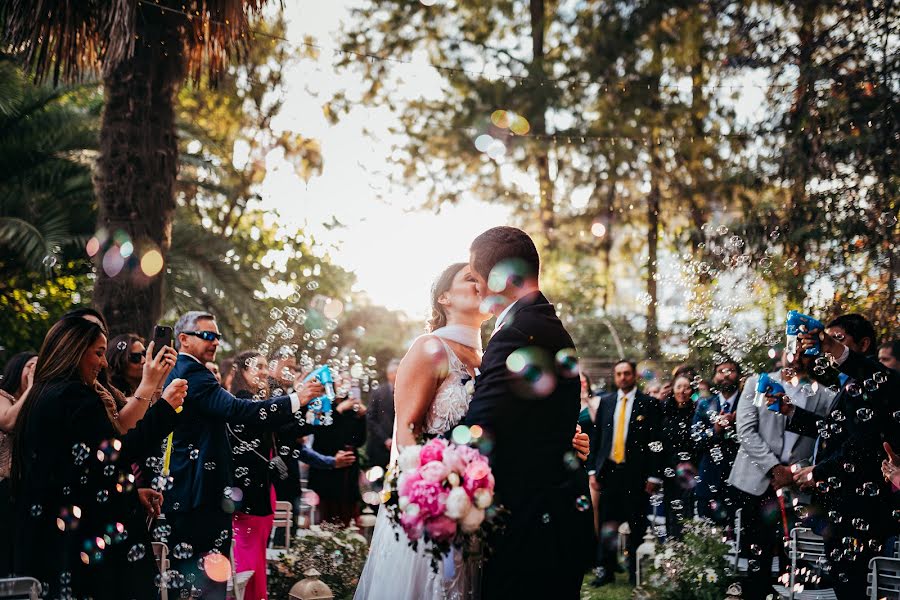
[268,523,370,600]
[635,521,733,600]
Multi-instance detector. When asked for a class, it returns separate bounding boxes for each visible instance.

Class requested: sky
[256,0,512,319]
[254,0,772,323]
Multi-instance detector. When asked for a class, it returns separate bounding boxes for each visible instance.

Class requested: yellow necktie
[612,397,628,463]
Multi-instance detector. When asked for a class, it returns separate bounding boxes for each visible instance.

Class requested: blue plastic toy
[303,365,336,425]
[786,310,825,357]
[755,372,786,412]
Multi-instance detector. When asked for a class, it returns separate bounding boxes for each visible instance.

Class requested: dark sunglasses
[128,351,146,364]
[184,330,222,342]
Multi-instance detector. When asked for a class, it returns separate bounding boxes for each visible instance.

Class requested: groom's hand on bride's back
[573,425,590,461]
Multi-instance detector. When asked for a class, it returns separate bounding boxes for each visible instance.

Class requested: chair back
[152,542,169,600]
[270,500,293,550]
[868,556,900,600]
[0,577,42,600]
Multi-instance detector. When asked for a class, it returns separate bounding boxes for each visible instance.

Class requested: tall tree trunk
[645,38,663,360]
[784,0,817,307]
[93,13,184,337]
[601,181,615,313]
[530,0,554,248]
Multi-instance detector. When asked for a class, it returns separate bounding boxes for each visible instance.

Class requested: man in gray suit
[727,352,836,600]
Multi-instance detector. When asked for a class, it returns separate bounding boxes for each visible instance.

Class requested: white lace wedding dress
[354,337,480,600]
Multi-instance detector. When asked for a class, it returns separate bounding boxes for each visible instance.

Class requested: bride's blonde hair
[427,262,468,332]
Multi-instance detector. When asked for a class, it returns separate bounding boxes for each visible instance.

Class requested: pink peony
[419,438,448,465]
[454,444,482,466]
[406,478,447,518]
[419,461,450,483]
[442,446,466,474]
[463,459,495,495]
[400,507,425,540]
[424,515,458,543]
[398,470,422,497]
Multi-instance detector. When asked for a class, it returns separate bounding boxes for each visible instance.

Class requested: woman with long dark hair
[11,317,187,599]
[0,351,37,575]
[106,333,147,396]
[659,374,699,540]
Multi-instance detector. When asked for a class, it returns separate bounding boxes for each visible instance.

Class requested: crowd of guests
[0,303,896,600]
[0,308,379,599]
[582,313,899,600]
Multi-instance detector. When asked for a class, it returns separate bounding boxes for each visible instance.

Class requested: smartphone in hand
[151,325,174,357]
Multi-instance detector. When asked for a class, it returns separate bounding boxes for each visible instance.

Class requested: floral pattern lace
[423,338,472,436]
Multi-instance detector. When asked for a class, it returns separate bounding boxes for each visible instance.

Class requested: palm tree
[2,0,272,336]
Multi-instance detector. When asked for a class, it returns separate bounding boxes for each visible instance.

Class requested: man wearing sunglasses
[162,311,324,599]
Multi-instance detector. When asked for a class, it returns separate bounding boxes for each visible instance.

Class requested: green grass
[580,572,634,600]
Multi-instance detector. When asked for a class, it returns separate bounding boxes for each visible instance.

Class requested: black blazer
[589,389,662,484]
[365,383,395,468]
[462,291,593,599]
[14,379,178,600]
[162,354,300,514]
[308,405,366,502]
[786,351,899,517]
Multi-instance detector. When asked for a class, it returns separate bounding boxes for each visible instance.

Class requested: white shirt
[779,373,810,464]
[719,391,739,413]
[609,387,637,461]
[179,352,302,413]
[492,299,519,335]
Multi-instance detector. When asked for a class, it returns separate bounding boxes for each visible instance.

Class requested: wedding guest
[205,361,221,383]
[11,317,186,599]
[644,381,662,399]
[0,351,37,575]
[727,351,835,600]
[781,314,899,599]
[693,359,742,525]
[365,359,398,469]
[659,375,697,540]
[228,350,288,600]
[162,311,323,599]
[588,359,662,586]
[106,333,146,395]
[219,357,235,391]
[878,339,900,371]
[308,375,367,525]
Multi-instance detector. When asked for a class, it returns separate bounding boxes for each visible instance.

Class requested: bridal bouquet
[382,437,499,570]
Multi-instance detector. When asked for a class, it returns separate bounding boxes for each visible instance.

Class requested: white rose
[460,507,485,533]
[447,472,461,487]
[473,488,493,509]
[445,487,473,520]
[398,495,409,510]
[398,445,422,472]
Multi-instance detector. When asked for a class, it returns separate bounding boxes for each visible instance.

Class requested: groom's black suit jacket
[463,291,593,599]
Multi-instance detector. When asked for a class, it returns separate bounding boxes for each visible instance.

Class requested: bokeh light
[141,250,164,277]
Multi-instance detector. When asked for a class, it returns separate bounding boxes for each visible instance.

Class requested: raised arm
[393,336,444,447]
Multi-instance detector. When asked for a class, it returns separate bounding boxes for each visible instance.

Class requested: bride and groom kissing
[355,226,594,599]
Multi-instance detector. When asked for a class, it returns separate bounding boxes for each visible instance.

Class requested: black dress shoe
[590,576,615,588]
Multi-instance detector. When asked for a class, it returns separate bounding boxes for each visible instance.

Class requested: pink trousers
[232,486,276,600]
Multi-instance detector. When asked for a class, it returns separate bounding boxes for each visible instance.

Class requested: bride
[354,262,488,600]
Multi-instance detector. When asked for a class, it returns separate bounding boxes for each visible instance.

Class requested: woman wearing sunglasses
[106,333,147,396]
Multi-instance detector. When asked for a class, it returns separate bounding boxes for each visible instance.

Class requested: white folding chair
[151,542,169,600]
[226,546,254,600]
[772,527,836,600]
[0,578,42,600]
[868,556,900,600]
[269,500,293,550]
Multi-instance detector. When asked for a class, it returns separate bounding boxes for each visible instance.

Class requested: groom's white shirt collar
[492,299,519,335]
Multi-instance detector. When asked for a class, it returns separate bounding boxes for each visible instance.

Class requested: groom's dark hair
[470,226,539,280]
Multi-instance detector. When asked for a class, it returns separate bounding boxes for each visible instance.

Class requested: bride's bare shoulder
[397,334,450,380]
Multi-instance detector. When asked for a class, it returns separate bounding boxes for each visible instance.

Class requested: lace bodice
[424,338,473,435]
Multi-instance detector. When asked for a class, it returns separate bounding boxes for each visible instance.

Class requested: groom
[464,226,593,598]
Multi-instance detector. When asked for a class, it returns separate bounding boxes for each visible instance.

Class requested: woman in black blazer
[11,317,186,600]
[659,374,699,540]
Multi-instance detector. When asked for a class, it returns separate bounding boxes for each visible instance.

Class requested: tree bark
[530,0,555,248]
[92,12,184,337]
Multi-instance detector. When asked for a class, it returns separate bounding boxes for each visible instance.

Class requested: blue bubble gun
[786,310,824,357]
[755,372,785,412]
[304,365,336,425]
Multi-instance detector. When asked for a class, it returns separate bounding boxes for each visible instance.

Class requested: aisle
[580,573,632,600]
